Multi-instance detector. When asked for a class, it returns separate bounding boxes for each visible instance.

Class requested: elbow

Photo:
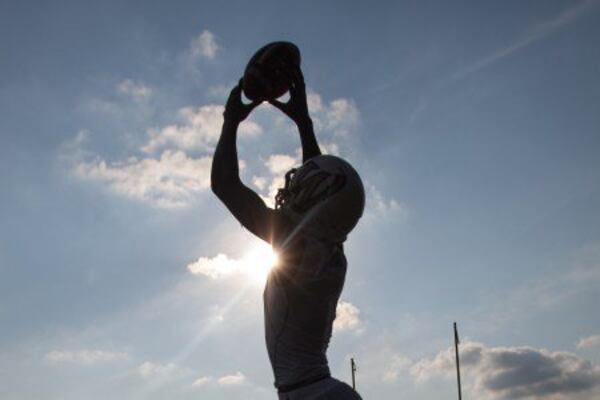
[211,176,225,198]
[210,166,224,196]
[210,175,238,200]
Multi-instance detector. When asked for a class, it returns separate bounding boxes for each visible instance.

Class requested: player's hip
[277,376,362,400]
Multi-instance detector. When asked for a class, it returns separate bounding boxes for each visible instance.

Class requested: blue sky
[1,1,600,399]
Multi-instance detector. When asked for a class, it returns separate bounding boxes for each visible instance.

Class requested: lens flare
[242,242,279,284]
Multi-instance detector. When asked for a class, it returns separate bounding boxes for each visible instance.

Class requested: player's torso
[263,237,347,387]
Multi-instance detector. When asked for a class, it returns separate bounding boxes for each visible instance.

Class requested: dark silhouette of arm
[297,117,320,163]
[270,65,321,163]
[211,82,277,243]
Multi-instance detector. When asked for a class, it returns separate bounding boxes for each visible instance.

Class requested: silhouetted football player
[211,66,364,400]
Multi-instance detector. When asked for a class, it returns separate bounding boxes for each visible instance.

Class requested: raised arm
[211,81,278,243]
[269,66,321,163]
[297,116,320,163]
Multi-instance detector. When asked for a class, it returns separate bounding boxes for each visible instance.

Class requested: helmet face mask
[275,155,365,243]
[276,161,347,213]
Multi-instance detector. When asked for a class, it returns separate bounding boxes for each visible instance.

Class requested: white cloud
[44,350,128,365]
[577,335,600,351]
[116,79,152,101]
[59,129,92,163]
[340,342,417,387]
[253,153,300,207]
[382,354,412,382]
[69,129,90,148]
[189,372,253,391]
[187,244,277,283]
[320,142,340,156]
[306,91,323,113]
[142,105,261,153]
[68,86,358,212]
[187,253,241,279]
[362,184,408,223]
[327,99,359,133]
[136,361,195,396]
[369,186,401,214]
[333,301,362,333]
[138,361,188,380]
[264,175,285,208]
[265,153,299,175]
[74,150,211,208]
[217,371,245,385]
[411,341,600,399]
[192,376,211,387]
[410,345,464,383]
[252,176,267,191]
[306,90,360,137]
[190,30,219,60]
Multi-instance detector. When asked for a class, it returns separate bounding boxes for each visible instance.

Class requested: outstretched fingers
[224,78,261,121]
[289,66,306,100]
[291,64,305,86]
[226,79,243,103]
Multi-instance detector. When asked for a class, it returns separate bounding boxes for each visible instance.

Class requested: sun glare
[242,242,279,284]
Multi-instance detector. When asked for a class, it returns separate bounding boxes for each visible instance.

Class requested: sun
[241,242,279,284]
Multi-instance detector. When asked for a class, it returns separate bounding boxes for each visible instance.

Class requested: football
[242,41,301,102]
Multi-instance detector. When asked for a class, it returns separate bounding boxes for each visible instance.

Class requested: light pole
[351,357,357,390]
[454,322,463,400]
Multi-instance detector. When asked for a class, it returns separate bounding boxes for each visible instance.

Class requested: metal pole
[351,357,357,390]
[454,322,463,400]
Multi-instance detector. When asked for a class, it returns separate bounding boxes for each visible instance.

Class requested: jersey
[264,228,347,389]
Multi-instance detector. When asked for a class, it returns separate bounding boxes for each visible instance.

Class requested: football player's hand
[269,65,311,127]
[223,79,260,124]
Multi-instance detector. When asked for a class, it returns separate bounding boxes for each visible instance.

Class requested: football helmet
[275,155,365,243]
